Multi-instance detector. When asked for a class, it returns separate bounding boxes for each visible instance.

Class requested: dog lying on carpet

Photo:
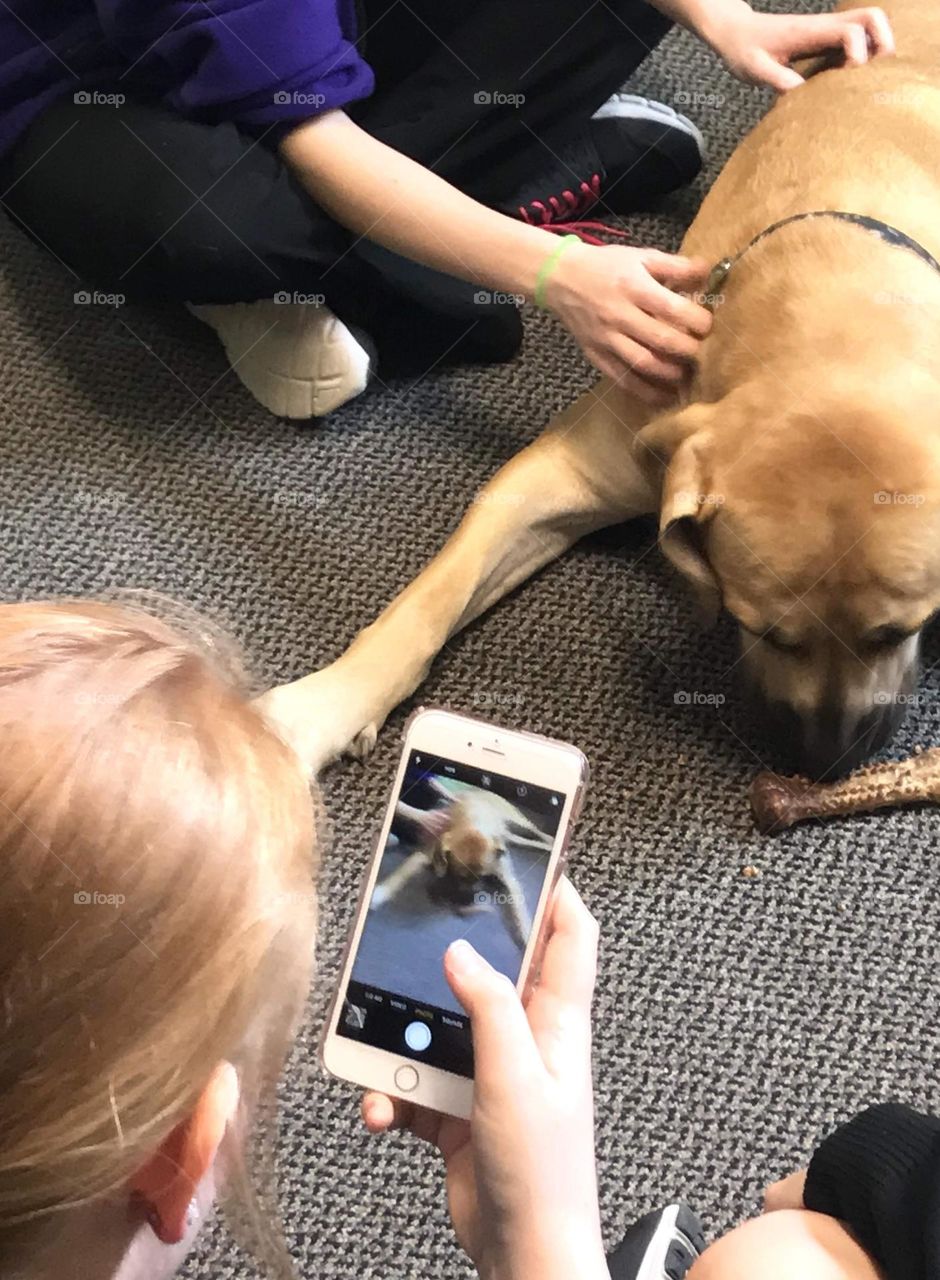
[261,0,940,782]
[371,778,553,949]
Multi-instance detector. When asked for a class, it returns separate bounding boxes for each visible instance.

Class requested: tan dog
[261,0,940,780]
[371,779,552,947]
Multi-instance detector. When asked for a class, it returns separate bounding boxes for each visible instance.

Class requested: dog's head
[637,386,940,778]
[434,828,502,879]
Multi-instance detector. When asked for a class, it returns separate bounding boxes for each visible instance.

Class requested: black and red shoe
[509,94,705,243]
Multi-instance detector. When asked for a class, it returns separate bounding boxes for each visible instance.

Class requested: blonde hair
[0,599,318,1274]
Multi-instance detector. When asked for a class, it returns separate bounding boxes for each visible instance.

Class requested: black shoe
[607,1203,705,1280]
[590,93,705,215]
[505,127,618,242]
[506,95,704,238]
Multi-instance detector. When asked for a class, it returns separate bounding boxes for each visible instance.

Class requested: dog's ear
[635,403,721,624]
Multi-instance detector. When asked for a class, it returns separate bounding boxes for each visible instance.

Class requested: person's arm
[362,878,611,1280]
[280,111,712,405]
[648,1,894,92]
[766,1104,940,1280]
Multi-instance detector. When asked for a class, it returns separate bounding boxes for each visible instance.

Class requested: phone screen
[337,749,567,1078]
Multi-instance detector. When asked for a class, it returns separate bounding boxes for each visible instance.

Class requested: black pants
[0,0,671,374]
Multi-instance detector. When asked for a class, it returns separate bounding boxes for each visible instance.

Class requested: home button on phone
[394,1064,419,1093]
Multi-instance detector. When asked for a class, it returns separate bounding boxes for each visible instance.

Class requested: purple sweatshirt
[0,0,375,159]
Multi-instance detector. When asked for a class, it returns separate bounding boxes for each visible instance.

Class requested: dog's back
[684,0,940,267]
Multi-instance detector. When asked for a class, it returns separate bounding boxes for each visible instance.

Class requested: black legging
[0,0,672,375]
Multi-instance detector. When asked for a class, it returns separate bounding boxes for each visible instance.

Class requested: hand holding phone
[362,879,610,1280]
[322,708,588,1119]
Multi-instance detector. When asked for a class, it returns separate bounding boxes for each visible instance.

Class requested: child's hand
[545,242,713,407]
[361,878,609,1280]
[708,6,894,93]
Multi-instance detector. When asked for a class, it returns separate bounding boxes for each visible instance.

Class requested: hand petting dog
[657,1,895,94]
[552,1,897,405]
[708,5,895,93]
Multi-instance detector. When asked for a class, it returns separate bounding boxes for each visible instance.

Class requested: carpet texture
[2,4,939,1278]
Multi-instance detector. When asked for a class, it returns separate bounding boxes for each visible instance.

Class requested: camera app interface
[339,751,566,1078]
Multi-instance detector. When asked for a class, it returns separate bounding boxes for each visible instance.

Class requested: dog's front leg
[258,384,658,775]
[499,800,556,849]
[370,849,430,908]
[494,855,532,951]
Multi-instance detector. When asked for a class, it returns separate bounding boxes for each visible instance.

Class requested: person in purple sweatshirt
[0,1,892,418]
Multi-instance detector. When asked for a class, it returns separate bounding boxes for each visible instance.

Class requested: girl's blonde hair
[0,598,318,1274]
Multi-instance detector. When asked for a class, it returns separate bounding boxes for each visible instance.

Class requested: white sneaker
[188,298,372,418]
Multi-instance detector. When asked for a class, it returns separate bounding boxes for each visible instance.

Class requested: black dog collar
[704,210,940,309]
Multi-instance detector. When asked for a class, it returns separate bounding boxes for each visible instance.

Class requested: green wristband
[533,234,581,310]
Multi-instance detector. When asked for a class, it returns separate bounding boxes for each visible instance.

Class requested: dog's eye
[863,625,915,652]
[763,629,806,655]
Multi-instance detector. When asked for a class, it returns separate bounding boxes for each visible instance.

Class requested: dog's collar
[704,210,940,309]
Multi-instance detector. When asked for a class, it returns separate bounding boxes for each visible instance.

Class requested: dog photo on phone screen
[351,759,560,1014]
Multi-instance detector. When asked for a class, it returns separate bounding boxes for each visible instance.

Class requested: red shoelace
[517,173,630,245]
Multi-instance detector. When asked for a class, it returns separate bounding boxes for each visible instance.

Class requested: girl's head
[0,599,318,1279]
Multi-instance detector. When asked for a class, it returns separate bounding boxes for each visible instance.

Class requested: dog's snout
[802,700,903,780]
[758,694,907,781]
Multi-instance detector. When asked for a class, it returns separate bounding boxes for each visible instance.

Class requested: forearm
[646,0,751,45]
[479,1173,611,1280]
[480,1237,611,1280]
[280,110,561,301]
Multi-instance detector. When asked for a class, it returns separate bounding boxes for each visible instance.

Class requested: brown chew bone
[750,747,940,833]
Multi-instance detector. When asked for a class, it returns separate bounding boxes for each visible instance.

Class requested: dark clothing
[806,1103,940,1280]
[0,0,672,374]
[602,1104,940,1280]
[0,0,373,160]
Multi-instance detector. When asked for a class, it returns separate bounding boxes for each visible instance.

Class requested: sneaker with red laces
[508,94,705,243]
[507,128,625,245]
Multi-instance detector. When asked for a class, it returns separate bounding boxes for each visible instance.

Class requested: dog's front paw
[348,722,378,762]
[370,883,389,908]
[253,662,386,778]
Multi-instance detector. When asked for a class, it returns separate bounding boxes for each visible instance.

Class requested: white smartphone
[322,706,589,1119]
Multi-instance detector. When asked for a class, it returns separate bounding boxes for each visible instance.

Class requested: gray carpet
[3,5,939,1277]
